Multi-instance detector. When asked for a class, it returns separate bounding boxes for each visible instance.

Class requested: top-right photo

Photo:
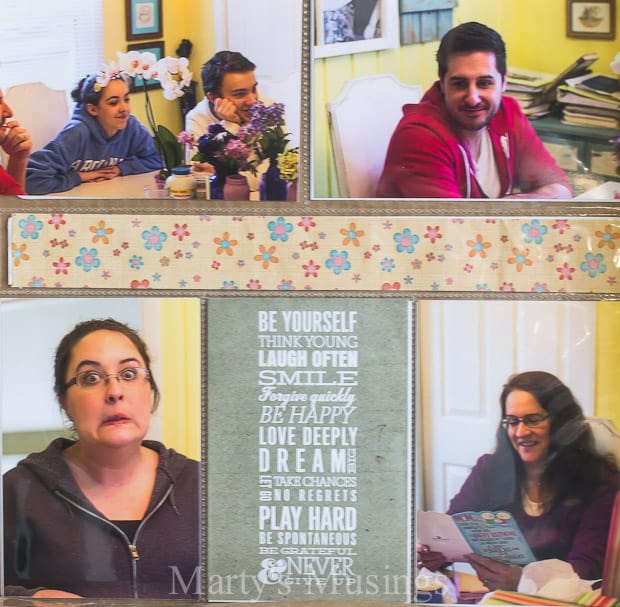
[311,0,620,200]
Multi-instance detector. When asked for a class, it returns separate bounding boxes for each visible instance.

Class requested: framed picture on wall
[314,0,399,58]
[127,41,164,92]
[125,0,163,41]
[566,0,616,39]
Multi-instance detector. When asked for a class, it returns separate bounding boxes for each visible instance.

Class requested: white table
[21,171,167,199]
[575,180,620,200]
[20,170,261,200]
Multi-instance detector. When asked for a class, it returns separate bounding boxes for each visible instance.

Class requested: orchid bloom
[156,56,192,99]
[94,61,120,91]
[96,52,193,97]
[611,51,620,75]
[117,51,160,80]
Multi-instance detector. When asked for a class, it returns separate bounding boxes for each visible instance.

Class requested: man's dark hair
[200,50,256,96]
[436,21,507,79]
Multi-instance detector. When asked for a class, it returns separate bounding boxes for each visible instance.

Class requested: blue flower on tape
[18,214,44,240]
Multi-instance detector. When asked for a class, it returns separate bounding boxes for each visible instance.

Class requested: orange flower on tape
[467,234,491,258]
[594,224,619,249]
[214,231,238,256]
[255,244,279,269]
[507,247,532,272]
[11,242,29,266]
[340,222,365,246]
[89,220,114,244]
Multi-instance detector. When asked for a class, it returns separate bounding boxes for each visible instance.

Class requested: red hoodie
[0,166,24,195]
[377,81,571,199]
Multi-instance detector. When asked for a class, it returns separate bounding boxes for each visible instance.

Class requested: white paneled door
[213,0,302,146]
[417,300,596,512]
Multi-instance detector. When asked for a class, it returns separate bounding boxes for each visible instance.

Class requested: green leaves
[256,125,290,162]
[153,124,184,176]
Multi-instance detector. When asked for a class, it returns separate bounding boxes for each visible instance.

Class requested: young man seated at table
[0,87,32,195]
[185,50,281,191]
[376,22,572,200]
[185,51,261,139]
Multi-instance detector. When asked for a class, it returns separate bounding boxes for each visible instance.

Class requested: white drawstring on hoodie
[458,131,512,198]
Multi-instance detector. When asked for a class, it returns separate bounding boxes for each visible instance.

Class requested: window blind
[0,0,103,92]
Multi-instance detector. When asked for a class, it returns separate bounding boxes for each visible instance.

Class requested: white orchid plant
[97,50,193,177]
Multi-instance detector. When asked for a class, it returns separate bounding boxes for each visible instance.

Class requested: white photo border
[314,0,399,59]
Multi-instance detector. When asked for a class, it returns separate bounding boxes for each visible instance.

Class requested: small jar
[192,172,208,199]
[166,166,195,199]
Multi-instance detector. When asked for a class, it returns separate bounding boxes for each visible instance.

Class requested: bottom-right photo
[415,300,619,604]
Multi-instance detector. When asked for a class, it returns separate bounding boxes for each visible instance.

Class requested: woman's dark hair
[491,370,616,510]
[200,50,256,96]
[54,318,160,411]
[436,21,507,79]
[500,371,587,448]
[71,73,130,108]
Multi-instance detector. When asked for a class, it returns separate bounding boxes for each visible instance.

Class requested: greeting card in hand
[417,510,536,566]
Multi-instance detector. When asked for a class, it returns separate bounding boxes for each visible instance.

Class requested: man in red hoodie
[377,22,572,199]
[0,87,31,195]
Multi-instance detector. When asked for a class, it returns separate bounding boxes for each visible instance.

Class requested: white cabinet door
[214,0,302,145]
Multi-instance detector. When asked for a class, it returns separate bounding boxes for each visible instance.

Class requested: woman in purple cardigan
[418,371,618,591]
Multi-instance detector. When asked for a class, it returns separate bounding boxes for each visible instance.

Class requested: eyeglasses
[501,413,550,429]
[64,367,150,391]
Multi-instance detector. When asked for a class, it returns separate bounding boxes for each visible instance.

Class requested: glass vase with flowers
[239,101,291,200]
[183,125,256,200]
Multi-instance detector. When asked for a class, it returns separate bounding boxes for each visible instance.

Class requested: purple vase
[209,172,226,200]
[259,159,287,201]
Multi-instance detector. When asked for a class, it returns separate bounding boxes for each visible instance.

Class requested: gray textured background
[207,297,413,600]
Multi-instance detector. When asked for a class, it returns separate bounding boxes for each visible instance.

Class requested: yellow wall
[103,0,216,138]
[159,299,202,460]
[313,0,620,197]
[595,302,620,429]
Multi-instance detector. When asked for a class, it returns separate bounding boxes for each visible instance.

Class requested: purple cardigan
[447,454,618,580]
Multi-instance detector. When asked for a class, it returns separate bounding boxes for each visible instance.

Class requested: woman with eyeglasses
[418,371,618,591]
[3,319,200,599]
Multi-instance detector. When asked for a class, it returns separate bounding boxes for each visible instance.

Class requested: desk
[530,115,618,182]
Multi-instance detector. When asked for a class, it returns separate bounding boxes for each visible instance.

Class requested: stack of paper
[557,73,620,129]
[506,68,561,117]
[505,53,599,118]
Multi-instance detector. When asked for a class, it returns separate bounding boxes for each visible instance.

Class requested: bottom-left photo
[0,297,203,600]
